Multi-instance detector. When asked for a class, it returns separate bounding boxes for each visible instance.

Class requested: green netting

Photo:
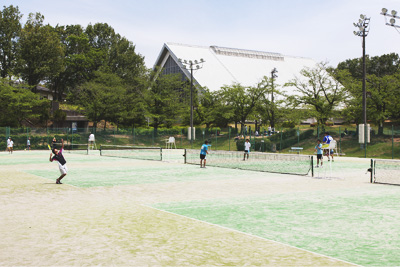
[100,145,162,161]
[64,143,89,155]
[185,149,312,175]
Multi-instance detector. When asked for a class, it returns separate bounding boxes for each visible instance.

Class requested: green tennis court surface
[153,186,400,266]
[1,150,399,266]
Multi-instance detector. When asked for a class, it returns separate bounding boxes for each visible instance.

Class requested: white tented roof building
[153,42,320,94]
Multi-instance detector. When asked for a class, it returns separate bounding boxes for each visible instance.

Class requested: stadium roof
[153,42,320,94]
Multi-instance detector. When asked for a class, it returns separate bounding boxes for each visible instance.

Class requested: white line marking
[142,204,361,267]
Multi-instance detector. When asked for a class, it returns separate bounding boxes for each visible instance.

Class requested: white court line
[143,204,361,267]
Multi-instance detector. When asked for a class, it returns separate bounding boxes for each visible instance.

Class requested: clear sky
[3,0,400,68]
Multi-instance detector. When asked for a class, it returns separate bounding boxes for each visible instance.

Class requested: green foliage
[0,79,50,127]
[336,53,400,135]
[17,12,64,87]
[0,5,22,78]
[145,73,184,132]
[220,83,267,130]
[285,62,347,125]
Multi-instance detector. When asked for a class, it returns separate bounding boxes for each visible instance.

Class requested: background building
[154,42,320,94]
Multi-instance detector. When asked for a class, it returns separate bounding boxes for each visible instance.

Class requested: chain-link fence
[1,125,400,159]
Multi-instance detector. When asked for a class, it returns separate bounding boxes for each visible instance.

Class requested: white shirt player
[244,141,251,151]
[7,138,13,148]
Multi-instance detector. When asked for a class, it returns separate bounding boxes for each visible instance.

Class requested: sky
[3,0,400,68]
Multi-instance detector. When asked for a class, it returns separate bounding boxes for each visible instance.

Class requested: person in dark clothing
[49,138,68,184]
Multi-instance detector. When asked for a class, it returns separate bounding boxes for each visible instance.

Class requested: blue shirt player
[322,132,334,162]
[200,140,209,168]
[314,139,323,168]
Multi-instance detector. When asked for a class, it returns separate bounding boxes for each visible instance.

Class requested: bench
[289,147,303,154]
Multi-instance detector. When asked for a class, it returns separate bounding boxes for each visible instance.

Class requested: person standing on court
[322,132,334,162]
[7,137,13,154]
[314,139,323,168]
[88,133,95,149]
[27,137,31,151]
[50,138,68,184]
[243,139,251,161]
[200,140,209,168]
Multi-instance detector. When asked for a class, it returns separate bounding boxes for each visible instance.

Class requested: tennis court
[1,149,399,266]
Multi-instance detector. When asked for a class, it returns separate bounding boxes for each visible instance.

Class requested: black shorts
[200,154,206,160]
[244,150,249,153]
[317,154,322,160]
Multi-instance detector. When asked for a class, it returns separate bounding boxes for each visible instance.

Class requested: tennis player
[323,132,334,162]
[7,137,13,154]
[200,140,209,168]
[243,139,251,161]
[314,139,323,168]
[49,138,68,184]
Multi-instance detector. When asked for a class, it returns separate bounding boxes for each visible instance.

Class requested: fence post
[297,127,300,146]
[339,126,341,155]
[392,125,394,159]
[132,127,135,145]
[215,128,218,151]
[229,127,231,151]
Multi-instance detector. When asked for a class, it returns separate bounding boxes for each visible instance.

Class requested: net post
[311,156,314,177]
[370,159,373,183]
[184,149,187,164]
[160,147,162,161]
[100,145,102,156]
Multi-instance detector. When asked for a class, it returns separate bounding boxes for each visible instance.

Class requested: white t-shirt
[244,142,251,151]
[7,140,13,147]
[88,134,95,142]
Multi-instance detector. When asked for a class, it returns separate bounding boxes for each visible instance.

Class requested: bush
[281,121,296,128]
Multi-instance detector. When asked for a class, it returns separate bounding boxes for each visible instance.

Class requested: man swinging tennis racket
[49,138,68,184]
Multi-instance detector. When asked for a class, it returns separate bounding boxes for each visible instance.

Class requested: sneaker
[332,159,334,162]
[56,180,62,184]
[315,165,319,168]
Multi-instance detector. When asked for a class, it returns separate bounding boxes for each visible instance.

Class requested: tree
[0,79,49,127]
[336,53,400,135]
[220,83,267,133]
[285,63,346,126]
[184,87,234,128]
[0,5,22,79]
[17,13,64,88]
[145,73,184,134]
[48,25,103,100]
[73,71,125,130]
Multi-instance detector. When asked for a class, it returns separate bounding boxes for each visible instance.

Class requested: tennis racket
[48,144,52,150]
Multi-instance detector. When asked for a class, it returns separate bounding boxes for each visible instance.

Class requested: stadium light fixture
[270,68,278,130]
[381,7,400,30]
[353,14,370,157]
[180,58,206,148]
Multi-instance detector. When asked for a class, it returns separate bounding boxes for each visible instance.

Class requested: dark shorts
[317,154,322,160]
[244,150,249,153]
[200,154,206,160]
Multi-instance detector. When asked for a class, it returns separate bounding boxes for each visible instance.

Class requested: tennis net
[372,159,400,185]
[100,145,162,161]
[64,143,88,155]
[185,149,313,176]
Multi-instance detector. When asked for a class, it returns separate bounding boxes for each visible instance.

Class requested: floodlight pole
[190,65,194,149]
[381,8,400,30]
[270,68,278,130]
[178,58,205,149]
[353,14,370,158]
